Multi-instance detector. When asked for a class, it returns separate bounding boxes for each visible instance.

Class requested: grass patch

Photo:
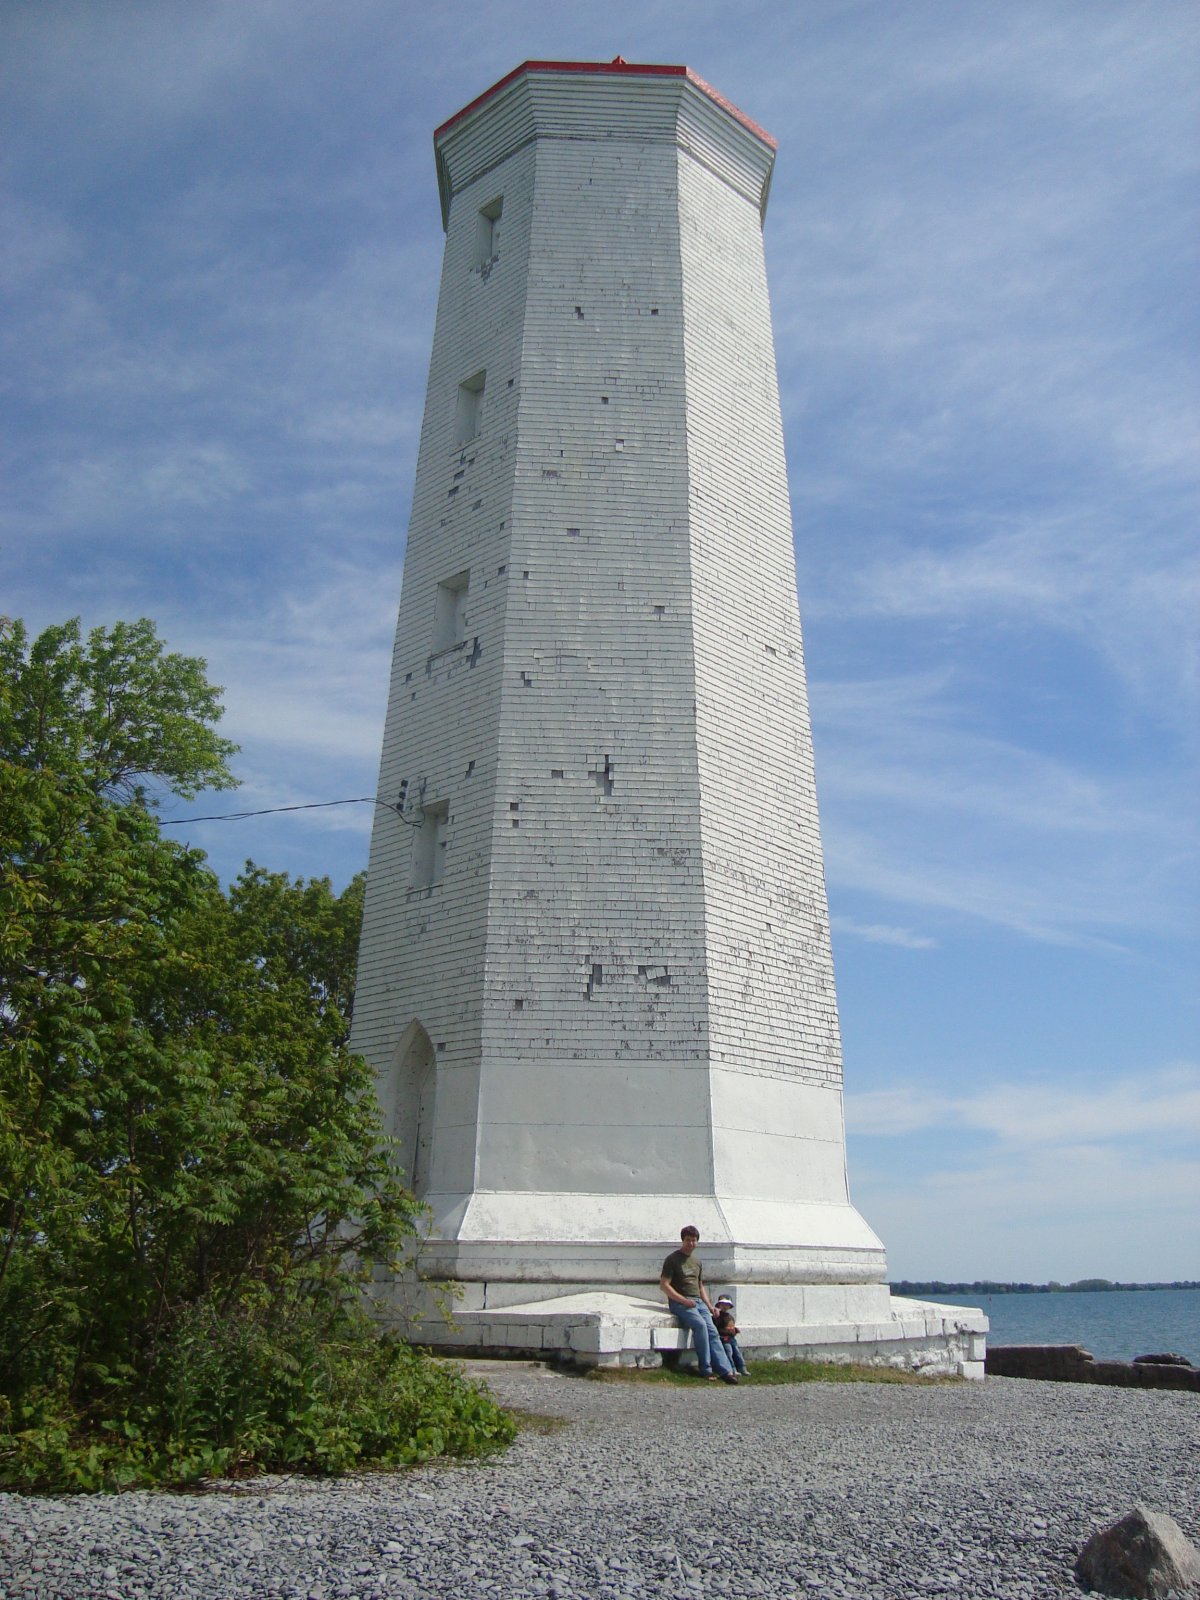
[584,1360,959,1387]
[743,1360,959,1386]
[505,1408,572,1435]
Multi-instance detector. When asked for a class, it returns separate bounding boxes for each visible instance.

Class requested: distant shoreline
[893,1279,1199,1296]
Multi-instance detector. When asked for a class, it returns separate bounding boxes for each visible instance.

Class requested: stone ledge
[411,1290,986,1377]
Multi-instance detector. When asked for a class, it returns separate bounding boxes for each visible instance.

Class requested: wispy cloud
[820,515,1200,718]
[832,917,937,951]
[849,1065,1200,1278]
[812,668,1198,947]
[857,1140,1200,1282]
[175,561,401,765]
[4,0,1197,1282]
[847,1065,1200,1144]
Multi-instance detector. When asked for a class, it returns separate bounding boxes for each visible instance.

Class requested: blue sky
[3,1,1197,1284]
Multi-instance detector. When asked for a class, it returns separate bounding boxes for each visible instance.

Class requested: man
[659,1225,738,1383]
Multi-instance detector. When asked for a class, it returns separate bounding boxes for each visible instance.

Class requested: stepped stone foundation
[352,58,986,1378]
[398,1288,986,1378]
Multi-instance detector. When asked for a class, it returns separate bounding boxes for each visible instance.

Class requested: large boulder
[1076,1505,1200,1597]
[1132,1353,1194,1368]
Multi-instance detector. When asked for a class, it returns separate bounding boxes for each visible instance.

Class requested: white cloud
[846,1087,952,1138]
[859,1141,1200,1282]
[809,664,1198,947]
[821,515,1200,718]
[4,0,1197,1283]
[847,1065,1200,1145]
[176,561,401,767]
[850,1065,1200,1279]
[832,917,937,951]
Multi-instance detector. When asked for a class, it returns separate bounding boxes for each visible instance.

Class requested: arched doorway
[393,1020,436,1197]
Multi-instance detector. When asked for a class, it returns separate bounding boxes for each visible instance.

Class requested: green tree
[0,618,512,1489]
[1,617,237,1389]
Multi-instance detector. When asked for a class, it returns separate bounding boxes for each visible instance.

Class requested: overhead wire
[159,796,422,827]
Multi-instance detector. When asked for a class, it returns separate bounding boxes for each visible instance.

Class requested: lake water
[917,1286,1200,1363]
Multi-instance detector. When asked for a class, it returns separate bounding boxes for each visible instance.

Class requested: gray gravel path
[2,1367,1197,1600]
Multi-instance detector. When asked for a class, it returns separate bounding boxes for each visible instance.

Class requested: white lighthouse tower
[352,59,985,1373]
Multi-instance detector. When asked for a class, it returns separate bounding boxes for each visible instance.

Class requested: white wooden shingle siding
[351,63,884,1291]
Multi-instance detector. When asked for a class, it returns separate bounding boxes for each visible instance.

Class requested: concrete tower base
[388,1285,987,1379]
[377,1197,986,1377]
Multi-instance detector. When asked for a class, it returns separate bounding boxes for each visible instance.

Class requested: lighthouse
[351,59,985,1374]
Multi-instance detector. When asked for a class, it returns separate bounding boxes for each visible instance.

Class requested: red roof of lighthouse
[434,58,777,152]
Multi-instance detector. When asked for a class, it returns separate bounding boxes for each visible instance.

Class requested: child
[713,1295,748,1378]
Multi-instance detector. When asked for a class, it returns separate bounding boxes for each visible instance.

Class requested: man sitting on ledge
[660,1225,739,1384]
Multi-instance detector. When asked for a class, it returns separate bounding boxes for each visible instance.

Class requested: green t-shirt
[661,1248,703,1301]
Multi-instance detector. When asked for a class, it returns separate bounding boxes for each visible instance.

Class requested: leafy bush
[1,1298,514,1492]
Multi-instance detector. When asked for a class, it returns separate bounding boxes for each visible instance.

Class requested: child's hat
[715,1294,734,1307]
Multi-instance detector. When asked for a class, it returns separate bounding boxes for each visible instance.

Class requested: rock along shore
[2,1368,1197,1600]
[985,1344,1200,1390]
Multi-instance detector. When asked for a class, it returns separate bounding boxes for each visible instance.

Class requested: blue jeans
[722,1333,748,1375]
[671,1301,733,1376]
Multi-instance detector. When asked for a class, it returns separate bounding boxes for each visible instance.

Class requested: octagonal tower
[351,60,985,1373]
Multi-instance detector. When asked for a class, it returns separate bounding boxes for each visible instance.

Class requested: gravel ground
[2,1367,1197,1600]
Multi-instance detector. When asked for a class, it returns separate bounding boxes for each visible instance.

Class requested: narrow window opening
[411,800,449,890]
[586,962,603,999]
[589,756,615,797]
[432,570,469,653]
[456,370,485,444]
[475,196,502,266]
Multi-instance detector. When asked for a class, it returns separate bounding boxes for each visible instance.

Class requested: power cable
[159,796,421,827]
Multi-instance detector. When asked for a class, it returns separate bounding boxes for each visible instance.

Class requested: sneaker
[721,1372,739,1385]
